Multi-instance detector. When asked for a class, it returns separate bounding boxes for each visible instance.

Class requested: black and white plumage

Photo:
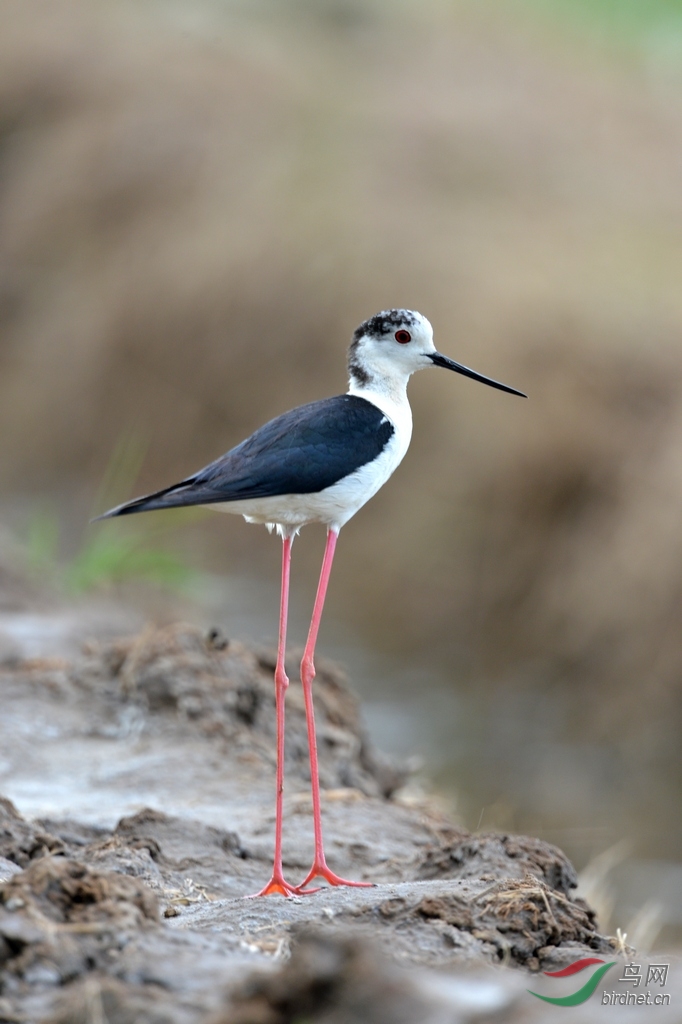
[98,309,525,535]
[99,395,395,530]
[98,308,525,897]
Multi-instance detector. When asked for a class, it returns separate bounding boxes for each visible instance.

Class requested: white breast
[211,388,413,533]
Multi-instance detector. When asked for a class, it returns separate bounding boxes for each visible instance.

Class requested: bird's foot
[246,873,320,898]
[298,860,374,890]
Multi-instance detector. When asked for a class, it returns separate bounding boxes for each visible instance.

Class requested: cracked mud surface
[0,624,675,1021]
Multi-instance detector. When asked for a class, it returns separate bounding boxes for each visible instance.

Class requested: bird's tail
[92,477,202,521]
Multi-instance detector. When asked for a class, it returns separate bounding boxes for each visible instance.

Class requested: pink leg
[248,534,318,898]
[297,529,373,890]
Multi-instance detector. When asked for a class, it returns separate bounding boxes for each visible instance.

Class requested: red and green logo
[528,957,617,1006]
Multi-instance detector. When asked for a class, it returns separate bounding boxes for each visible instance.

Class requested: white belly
[211,388,412,533]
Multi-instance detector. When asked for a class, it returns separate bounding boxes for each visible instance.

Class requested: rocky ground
[0,620,678,1022]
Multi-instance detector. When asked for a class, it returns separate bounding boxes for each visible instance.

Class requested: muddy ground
[0,619,678,1023]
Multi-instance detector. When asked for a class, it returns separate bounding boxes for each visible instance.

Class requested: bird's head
[348,309,526,397]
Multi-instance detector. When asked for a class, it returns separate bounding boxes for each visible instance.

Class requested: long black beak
[429,352,527,397]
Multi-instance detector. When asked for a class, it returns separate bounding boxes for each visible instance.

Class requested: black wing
[97,395,394,518]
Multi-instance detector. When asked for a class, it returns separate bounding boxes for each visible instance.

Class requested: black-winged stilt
[98,309,525,896]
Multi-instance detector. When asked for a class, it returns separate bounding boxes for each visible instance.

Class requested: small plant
[26,434,205,594]
[63,523,198,593]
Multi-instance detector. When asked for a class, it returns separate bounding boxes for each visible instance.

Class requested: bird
[97,309,526,897]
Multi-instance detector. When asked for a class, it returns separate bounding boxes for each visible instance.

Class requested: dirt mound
[0,856,158,993]
[0,797,66,868]
[78,622,406,798]
[114,807,242,864]
[375,874,607,971]
[214,930,436,1024]
[0,625,636,1022]
[0,800,620,1020]
[415,829,577,895]
[0,856,158,928]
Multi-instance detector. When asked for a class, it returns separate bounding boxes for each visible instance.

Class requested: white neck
[347,372,413,451]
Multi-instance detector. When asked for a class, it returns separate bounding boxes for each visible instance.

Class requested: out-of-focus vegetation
[25,436,201,593]
[1,0,682,923]
[26,509,198,594]
[518,0,682,44]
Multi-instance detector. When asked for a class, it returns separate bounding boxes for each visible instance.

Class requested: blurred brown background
[1,0,682,944]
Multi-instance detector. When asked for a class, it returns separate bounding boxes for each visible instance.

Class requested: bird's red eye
[395,330,411,344]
